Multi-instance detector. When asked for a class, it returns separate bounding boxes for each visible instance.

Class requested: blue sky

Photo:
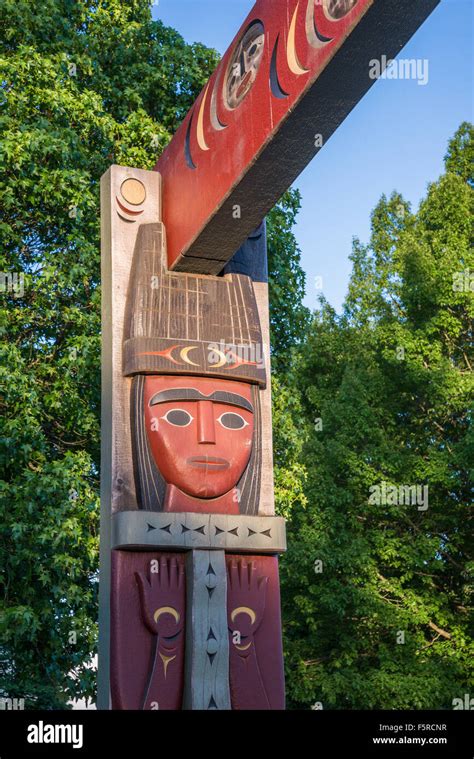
[152,0,473,312]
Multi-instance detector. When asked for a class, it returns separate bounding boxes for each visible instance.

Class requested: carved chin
[162,462,247,499]
[182,480,235,499]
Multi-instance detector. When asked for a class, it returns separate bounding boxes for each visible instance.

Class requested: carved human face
[144,376,254,499]
[225,21,265,109]
[324,0,358,21]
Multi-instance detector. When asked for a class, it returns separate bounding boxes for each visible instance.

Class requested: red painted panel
[156,0,372,269]
[110,551,186,710]
[227,555,285,709]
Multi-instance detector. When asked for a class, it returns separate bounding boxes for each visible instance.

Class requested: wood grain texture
[99,166,161,710]
[183,550,231,710]
[101,166,282,711]
[112,511,287,553]
[131,374,263,516]
[122,222,266,385]
[254,281,275,515]
[100,166,161,515]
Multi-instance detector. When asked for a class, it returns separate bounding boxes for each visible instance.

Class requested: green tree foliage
[2,0,470,715]
[0,0,306,710]
[267,188,310,367]
[0,0,219,708]
[281,123,473,709]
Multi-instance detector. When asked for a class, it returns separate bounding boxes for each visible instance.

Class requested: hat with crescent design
[122,223,266,386]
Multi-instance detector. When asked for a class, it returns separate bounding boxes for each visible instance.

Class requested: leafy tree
[281,123,473,709]
[444,121,473,185]
[0,0,307,709]
[5,0,467,716]
[0,0,219,709]
[267,188,310,367]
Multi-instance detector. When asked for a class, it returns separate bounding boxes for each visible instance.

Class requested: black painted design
[270,36,289,100]
[184,112,197,170]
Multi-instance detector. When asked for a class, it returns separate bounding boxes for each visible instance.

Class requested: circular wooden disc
[120,178,146,206]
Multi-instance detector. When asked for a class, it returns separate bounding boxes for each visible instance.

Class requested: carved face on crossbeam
[143,376,254,500]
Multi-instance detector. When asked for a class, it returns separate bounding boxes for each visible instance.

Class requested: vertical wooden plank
[183,550,231,710]
[98,166,161,710]
[253,280,275,516]
[223,223,275,516]
[101,165,161,516]
[227,555,285,709]
[97,166,113,711]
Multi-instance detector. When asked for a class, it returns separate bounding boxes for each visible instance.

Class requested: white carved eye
[161,409,194,427]
[217,412,249,430]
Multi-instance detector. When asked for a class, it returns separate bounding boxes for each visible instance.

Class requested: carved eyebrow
[149,388,254,413]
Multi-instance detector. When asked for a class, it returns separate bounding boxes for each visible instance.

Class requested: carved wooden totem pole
[99,0,439,710]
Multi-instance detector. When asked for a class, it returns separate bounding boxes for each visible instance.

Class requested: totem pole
[99,0,439,710]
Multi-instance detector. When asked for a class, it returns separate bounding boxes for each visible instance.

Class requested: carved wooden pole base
[110,548,285,710]
[99,165,286,710]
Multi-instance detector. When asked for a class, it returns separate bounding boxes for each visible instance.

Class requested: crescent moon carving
[185,112,197,170]
[306,0,334,48]
[180,346,200,366]
[210,70,228,131]
[209,347,228,369]
[115,196,144,216]
[154,606,180,624]
[231,606,257,625]
[235,641,252,651]
[287,3,310,76]
[270,35,290,99]
[197,84,210,151]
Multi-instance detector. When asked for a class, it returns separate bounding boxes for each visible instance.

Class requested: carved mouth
[187,456,230,470]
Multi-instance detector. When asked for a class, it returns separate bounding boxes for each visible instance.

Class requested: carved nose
[197,401,216,444]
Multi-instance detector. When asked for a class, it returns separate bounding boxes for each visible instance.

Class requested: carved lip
[186,456,230,470]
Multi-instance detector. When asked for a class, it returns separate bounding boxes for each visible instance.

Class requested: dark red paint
[111,552,186,710]
[144,376,254,507]
[227,556,285,710]
[156,0,371,269]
